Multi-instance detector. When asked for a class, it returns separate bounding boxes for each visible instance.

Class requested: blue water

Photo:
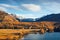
[22,32,60,40]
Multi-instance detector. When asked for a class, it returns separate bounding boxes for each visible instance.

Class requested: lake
[20,32,60,40]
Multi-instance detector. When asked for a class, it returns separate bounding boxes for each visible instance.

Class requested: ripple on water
[20,32,60,40]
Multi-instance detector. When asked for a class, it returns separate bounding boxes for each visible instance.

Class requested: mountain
[36,14,60,22]
[0,11,8,22]
[0,11,20,29]
[0,11,60,33]
[20,18,34,22]
[11,14,21,22]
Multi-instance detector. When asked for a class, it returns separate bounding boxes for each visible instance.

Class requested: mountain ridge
[36,14,60,22]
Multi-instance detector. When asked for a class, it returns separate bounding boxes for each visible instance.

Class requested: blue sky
[0,0,60,18]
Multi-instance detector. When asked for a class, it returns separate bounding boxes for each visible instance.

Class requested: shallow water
[21,32,60,40]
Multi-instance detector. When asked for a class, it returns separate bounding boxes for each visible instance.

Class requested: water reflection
[20,32,60,40]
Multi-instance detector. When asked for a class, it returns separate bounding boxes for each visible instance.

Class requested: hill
[0,11,20,29]
[36,14,60,22]
[0,11,60,33]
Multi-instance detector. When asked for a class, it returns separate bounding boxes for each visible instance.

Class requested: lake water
[20,32,60,40]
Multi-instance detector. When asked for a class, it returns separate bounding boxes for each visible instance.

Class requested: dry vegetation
[0,11,60,40]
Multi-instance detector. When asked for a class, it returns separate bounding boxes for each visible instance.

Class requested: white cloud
[43,2,60,13]
[0,4,20,10]
[0,4,41,12]
[0,7,7,11]
[22,4,41,12]
[16,14,25,19]
[0,7,12,14]
[16,14,37,19]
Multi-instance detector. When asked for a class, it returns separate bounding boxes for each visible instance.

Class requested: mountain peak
[36,13,60,22]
